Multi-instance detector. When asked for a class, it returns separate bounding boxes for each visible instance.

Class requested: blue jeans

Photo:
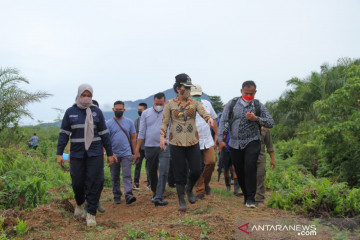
[110,155,134,201]
[144,146,170,200]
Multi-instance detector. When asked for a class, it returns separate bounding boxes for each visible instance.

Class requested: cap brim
[180,82,193,87]
[191,91,202,96]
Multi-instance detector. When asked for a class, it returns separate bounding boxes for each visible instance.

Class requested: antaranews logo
[237,221,317,237]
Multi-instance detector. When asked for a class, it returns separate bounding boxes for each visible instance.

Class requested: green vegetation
[0,67,51,142]
[267,58,360,187]
[265,58,360,216]
[14,218,28,236]
[266,156,360,217]
[0,125,72,210]
[123,228,190,240]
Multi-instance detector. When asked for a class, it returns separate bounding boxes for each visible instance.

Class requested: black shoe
[126,196,136,205]
[195,193,205,200]
[153,199,168,206]
[114,198,121,204]
[246,200,256,208]
[205,186,211,195]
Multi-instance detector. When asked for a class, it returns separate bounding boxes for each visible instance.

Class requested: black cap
[175,73,193,87]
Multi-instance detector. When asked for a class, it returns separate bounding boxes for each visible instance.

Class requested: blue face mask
[192,96,201,102]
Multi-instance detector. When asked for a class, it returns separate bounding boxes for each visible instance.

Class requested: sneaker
[74,203,85,218]
[245,200,257,208]
[97,201,105,213]
[86,213,96,227]
[82,209,87,219]
[114,198,121,204]
[205,186,211,195]
[126,196,137,205]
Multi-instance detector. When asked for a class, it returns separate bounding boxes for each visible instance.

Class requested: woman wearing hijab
[160,74,215,212]
[56,84,116,227]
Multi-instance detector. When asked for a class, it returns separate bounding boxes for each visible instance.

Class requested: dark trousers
[229,140,261,202]
[134,149,146,184]
[167,157,175,186]
[70,154,104,216]
[169,143,201,186]
[144,146,170,200]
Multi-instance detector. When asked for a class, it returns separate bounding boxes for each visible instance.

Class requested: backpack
[222,97,262,141]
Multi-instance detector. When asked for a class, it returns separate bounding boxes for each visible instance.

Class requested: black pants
[70,153,104,216]
[134,149,146,184]
[229,140,261,202]
[167,157,175,186]
[169,143,201,186]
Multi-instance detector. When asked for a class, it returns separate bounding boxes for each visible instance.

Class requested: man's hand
[218,141,226,154]
[132,154,137,164]
[207,118,215,128]
[160,136,166,151]
[134,150,140,160]
[107,154,118,167]
[57,155,65,169]
[270,159,275,170]
[213,134,218,151]
[246,112,258,122]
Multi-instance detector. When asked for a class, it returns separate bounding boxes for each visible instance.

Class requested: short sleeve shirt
[106,117,136,157]
[195,99,217,150]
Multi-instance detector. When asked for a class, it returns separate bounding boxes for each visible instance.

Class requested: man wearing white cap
[191,84,218,200]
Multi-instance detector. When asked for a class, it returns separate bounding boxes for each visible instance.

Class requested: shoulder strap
[253,99,261,117]
[227,97,239,123]
[113,117,130,142]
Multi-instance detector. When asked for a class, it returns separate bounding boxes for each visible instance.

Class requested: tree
[314,64,360,186]
[209,95,224,115]
[0,68,51,132]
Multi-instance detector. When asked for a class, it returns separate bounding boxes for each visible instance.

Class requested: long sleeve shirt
[161,97,211,147]
[57,105,113,158]
[138,107,167,147]
[258,127,274,162]
[218,97,274,150]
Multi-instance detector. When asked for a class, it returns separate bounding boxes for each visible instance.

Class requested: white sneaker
[74,203,85,218]
[86,213,97,227]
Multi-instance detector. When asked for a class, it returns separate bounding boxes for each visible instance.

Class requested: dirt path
[1,176,350,239]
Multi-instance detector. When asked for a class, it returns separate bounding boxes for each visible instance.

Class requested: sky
[1,0,359,125]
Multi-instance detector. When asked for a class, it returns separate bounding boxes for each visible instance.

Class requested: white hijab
[74,84,95,151]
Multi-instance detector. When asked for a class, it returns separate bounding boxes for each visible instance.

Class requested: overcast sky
[1,0,359,125]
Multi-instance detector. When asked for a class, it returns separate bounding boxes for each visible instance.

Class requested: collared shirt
[106,117,136,157]
[195,99,217,150]
[134,116,145,150]
[161,97,211,147]
[30,136,39,146]
[218,97,274,150]
[138,107,167,147]
[57,105,113,158]
[258,127,274,162]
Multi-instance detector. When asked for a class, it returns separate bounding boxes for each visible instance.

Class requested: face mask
[80,97,92,107]
[192,96,201,102]
[180,89,191,98]
[114,110,123,118]
[154,105,164,112]
[242,95,255,102]
[138,111,142,116]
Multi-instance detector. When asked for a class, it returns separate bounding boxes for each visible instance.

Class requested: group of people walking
[56,74,275,227]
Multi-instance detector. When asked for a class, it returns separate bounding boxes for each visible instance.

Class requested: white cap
[191,84,202,96]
